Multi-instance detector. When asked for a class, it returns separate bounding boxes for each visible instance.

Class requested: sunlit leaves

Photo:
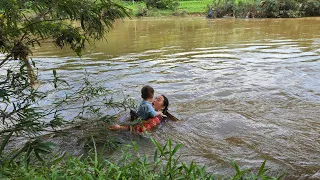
[0,0,129,61]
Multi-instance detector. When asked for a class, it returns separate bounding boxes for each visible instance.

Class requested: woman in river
[108,95,169,132]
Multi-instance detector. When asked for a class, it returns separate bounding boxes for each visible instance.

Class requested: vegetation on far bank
[120,0,212,16]
[120,0,320,18]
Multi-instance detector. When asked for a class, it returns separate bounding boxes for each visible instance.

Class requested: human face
[152,95,164,111]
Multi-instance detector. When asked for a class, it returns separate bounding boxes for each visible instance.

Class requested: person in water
[109,95,169,132]
[207,8,213,18]
[136,85,164,120]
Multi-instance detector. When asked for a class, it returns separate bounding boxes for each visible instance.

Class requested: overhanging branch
[0,55,12,68]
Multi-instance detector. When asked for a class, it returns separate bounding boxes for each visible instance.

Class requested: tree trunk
[22,57,38,86]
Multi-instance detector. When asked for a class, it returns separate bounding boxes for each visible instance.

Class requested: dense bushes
[146,0,179,10]
[121,0,320,17]
[301,0,320,17]
[0,136,285,179]
[208,0,320,18]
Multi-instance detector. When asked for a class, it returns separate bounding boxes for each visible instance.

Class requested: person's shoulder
[145,100,152,105]
[139,100,147,106]
[138,101,149,110]
[145,101,153,108]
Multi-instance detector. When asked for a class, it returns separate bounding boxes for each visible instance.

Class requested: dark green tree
[0,0,129,84]
[0,0,129,165]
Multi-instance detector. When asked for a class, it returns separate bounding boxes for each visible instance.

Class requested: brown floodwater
[31,17,320,179]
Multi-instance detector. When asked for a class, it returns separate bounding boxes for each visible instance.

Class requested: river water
[32,17,320,179]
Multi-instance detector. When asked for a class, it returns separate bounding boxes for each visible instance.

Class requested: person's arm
[108,116,162,132]
[109,123,146,132]
[108,124,129,131]
[155,111,163,116]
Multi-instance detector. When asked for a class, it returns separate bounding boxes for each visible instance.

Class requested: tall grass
[121,0,213,16]
[120,0,320,17]
[178,0,213,13]
[0,135,286,179]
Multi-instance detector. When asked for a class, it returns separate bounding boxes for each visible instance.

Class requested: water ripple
[29,17,320,178]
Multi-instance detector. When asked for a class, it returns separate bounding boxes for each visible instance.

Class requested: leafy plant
[300,0,320,16]
[146,0,179,10]
[0,70,136,165]
[0,0,129,84]
[0,136,286,179]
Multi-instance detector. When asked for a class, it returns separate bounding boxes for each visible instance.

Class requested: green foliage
[209,0,259,18]
[0,0,129,57]
[260,0,278,18]
[123,0,320,17]
[0,137,285,179]
[0,70,136,165]
[209,0,320,18]
[122,0,213,15]
[137,5,150,16]
[0,69,47,138]
[0,0,129,84]
[300,0,320,17]
[146,0,179,10]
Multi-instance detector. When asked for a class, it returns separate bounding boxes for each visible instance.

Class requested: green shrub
[137,5,149,16]
[208,0,320,18]
[301,0,320,16]
[0,136,286,179]
[287,9,300,18]
[146,0,179,10]
[260,0,279,18]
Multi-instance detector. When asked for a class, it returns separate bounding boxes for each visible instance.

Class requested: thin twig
[0,55,12,68]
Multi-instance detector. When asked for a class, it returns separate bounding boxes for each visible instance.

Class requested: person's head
[152,95,169,114]
[141,85,154,101]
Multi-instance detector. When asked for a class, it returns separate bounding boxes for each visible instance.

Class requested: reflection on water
[31,17,320,179]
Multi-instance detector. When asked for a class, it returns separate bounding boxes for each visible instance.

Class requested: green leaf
[53,69,57,77]
[150,137,165,156]
[277,172,287,180]
[232,160,241,174]
[31,60,36,67]
[51,151,67,165]
[132,141,139,152]
[34,151,45,164]
[258,160,267,176]
[168,138,172,152]
[171,144,182,156]
[154,149,158,162]
[86,174,94,180]
[0,131,14,157]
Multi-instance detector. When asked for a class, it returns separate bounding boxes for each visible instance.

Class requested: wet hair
[141,85,154,100]
[161,94,169,114]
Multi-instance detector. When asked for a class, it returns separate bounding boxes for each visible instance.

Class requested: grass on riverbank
[121,0,320,18]
[179,0,212,13]
[121,0,211,16]
[0,136,285,179]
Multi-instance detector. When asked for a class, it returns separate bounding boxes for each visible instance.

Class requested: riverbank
[121,0,320,18]
[121,0,210,17]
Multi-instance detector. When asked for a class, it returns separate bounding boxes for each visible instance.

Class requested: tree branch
[0,55,12,68]
[17,18,70,33]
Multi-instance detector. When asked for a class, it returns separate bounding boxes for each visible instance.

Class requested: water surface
[32,17,320,179]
